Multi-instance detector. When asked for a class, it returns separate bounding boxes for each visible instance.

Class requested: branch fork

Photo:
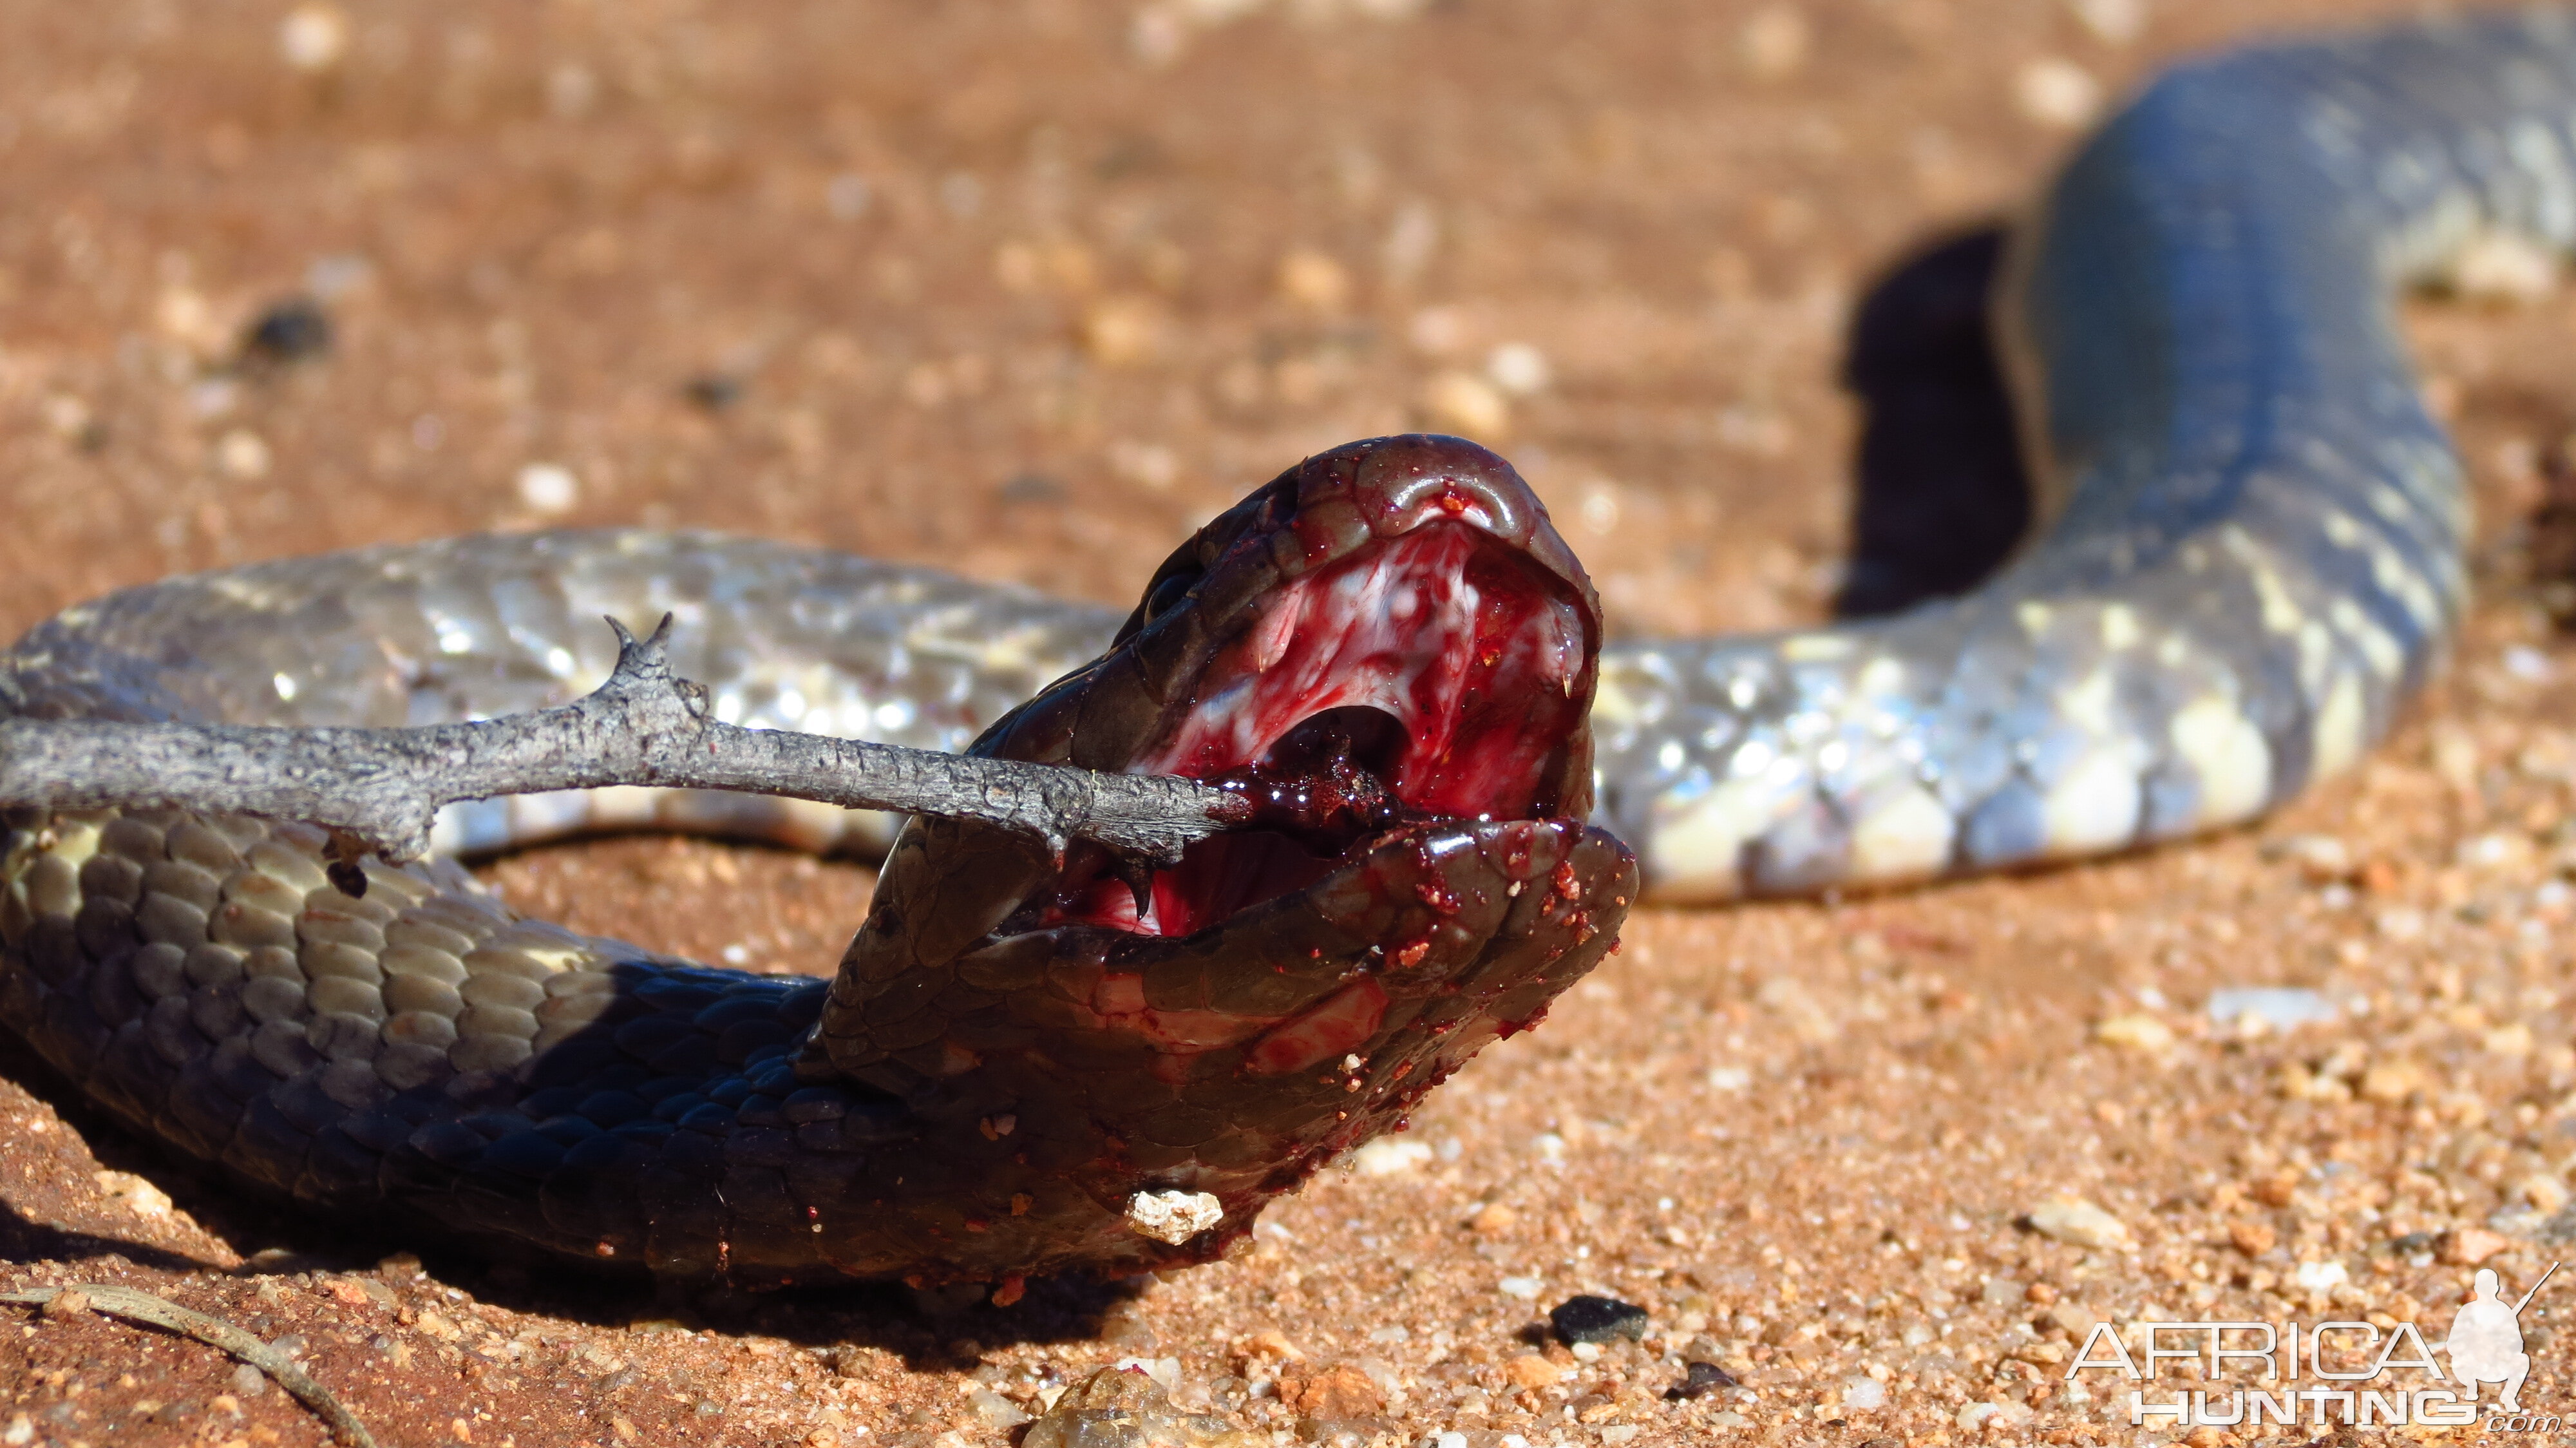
[0,616,1249,872]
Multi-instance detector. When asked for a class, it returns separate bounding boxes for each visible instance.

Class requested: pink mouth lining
[1041,520,1590,940]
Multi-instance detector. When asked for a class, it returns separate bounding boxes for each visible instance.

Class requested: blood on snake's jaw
[817,433,1636,1284]
[1037,519,1597,938]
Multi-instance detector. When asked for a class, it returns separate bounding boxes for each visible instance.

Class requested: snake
[3,12,2572,1288]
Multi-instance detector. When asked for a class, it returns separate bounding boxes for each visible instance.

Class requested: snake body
[5,14,2575,1282]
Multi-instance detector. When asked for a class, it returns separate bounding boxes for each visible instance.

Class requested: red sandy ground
[1,2,2571,1445]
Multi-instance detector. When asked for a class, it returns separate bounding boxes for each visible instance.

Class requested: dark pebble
[999,472,1065,504]
[683,374,743,410]
[1549,1293,1649,1345]
[1666,1360,1736,1401]
[241,298,332,363]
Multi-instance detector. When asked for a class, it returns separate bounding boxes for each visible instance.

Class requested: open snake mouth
[1033,502,1594,938]
[819,433,1634,1281]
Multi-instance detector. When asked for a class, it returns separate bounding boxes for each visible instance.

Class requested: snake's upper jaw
[815,434,1635,1282]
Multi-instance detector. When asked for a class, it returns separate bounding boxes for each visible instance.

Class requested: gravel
[2205,986,2336,1032]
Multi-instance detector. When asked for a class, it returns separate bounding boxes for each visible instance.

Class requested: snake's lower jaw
[808,816,1634,1282]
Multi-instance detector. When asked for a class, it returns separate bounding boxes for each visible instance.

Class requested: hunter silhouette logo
[2446,1262,2554,1414]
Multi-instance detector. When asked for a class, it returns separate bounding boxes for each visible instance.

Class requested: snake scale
[5,12,2575,1287]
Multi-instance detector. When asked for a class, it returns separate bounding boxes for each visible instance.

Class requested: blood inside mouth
[1035,520,1589,938]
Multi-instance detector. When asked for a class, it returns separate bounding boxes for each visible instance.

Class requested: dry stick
[0,1284,378,1448]
[0,615,1248,870]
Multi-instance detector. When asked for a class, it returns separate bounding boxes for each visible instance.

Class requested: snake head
[810,435,1636,1284]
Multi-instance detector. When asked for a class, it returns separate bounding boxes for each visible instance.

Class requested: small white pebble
[2,1412,32,1446]
[43,394,92,439]
[1110,440,1180,491]
[2205,987,2334,1034]
[158,288,216,348]
[1705,1065,1752,1092]
[1425,371,1509,436]
[1277,249,1350,311]
[1842,1374,1888,1409]
[216,428,272,480]
[1497,1276,1544,1300]
[1958,1400,2032,1431]
[2503,644,2553,681]
[516,462,580,516]
[1577,485,1620,537]
[1569,1341,1602,1364]
[1350,1139,1434,1176]
[2264,832,2351,877]
[1484,342,1550,395]
[2025,1196,2131,1250]
[2093,1013,2174,1054]
[278,3,350,72]
[2455,832,2528,870]
[2014,58,2102,129]
[1407,305,1469,357]
[1125,1189,1222,1244]
[2292,1259,2348,1291]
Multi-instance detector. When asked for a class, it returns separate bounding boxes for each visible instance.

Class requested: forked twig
[0,615,1247,867]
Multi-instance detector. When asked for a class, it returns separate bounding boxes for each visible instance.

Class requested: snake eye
[1141,569,1198,624]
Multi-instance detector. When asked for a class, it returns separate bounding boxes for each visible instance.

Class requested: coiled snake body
[4,14,2573,1285]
